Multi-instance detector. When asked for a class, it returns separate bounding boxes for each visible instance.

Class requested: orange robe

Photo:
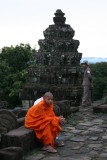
[25,99,62,148]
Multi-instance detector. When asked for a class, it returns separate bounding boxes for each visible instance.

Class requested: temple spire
[53,9,66,25]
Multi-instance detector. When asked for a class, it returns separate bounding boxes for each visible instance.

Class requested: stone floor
[24,105,107,160]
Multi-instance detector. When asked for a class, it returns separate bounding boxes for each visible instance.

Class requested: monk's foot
[42,145,57,153]
[55,141,64,147]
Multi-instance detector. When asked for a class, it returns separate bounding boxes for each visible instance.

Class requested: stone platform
[93,104,107,113]
[1,126,39,155]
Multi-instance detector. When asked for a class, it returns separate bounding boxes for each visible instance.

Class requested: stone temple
[20,9,83,116]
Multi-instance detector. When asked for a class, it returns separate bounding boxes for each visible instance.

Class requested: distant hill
[81,57,107,64]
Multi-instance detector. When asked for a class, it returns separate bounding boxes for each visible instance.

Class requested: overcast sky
[0,0,107,57]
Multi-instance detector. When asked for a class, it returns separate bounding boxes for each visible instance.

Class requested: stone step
[17,117,25,127]
[0,147,23,160]
[93,104,107,113]
[1,126,40,155]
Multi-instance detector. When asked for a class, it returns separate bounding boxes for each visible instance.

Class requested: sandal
[55,141,64,147]
[42,145,57,153]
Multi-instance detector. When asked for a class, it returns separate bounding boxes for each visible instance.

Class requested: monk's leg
[35,120,61,148]
[42,124,54,146]
[51,118,61,141]
[43,124,60,148]
[35,124,54,147]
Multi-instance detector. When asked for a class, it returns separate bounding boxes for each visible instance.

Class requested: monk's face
[44,95,53,106]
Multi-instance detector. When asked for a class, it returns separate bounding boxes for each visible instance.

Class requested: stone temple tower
[20,9,83,115]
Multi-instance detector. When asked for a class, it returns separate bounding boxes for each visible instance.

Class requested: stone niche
[20,9,83,116]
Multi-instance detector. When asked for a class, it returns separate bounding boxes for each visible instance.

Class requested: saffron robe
[25,100,61,148]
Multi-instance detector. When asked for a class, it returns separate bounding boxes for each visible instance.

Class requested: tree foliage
[90,62,107,101]
[0,43,35,108]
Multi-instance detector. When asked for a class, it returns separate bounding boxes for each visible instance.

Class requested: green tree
[0,43,35,108]
[90,62,107,101]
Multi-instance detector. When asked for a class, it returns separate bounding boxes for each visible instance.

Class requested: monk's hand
[59,116,65,125]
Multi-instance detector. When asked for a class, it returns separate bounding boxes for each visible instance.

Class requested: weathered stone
[88,150,99,158]
[70,136,88,142]
[70,106,79,112]
[93,104,107,113]
[81,130,92,136]
[75,125,88,130]
[100,153,107,158]
[67,141,84,150]
[22,100,32,108]
[88,127,103,133]
[0,109,17,134]
[65,126,75,130]
[1,126,39,154]
[89,137,99,141]
[42,156,61,160]
[17,117,25,127]
[53,104,60,116]
[25,153,45,160]
[0,147,23,160]
[78,122,94,127]
[12,107,28,118]
[55,100,71,117]
[102,136,107,140]
[88,144,102,148]
[70,129,82,134]
[92,118,104,124]
[0,101,8,109]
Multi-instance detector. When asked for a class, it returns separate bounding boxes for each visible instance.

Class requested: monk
[25,92,65,153]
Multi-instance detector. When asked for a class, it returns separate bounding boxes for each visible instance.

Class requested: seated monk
[25,91,65,153]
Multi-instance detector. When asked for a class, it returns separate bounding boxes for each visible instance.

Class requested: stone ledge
[0,147,23,160]
[93,104,107,113]
[17,117,25,127]
[1,126,39,154]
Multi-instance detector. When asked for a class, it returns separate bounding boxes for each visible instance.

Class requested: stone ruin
[20,9,83,116]
[1,10,107,160]
[0,109,39,160]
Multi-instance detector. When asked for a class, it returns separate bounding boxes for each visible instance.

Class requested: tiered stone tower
[20,9,83,115]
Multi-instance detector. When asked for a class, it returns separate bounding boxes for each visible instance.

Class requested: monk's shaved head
[43,92,53,98]
[43,92,53,106]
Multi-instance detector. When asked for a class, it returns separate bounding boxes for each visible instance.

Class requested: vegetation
[0,44,35,108]
[90,62,107,101]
